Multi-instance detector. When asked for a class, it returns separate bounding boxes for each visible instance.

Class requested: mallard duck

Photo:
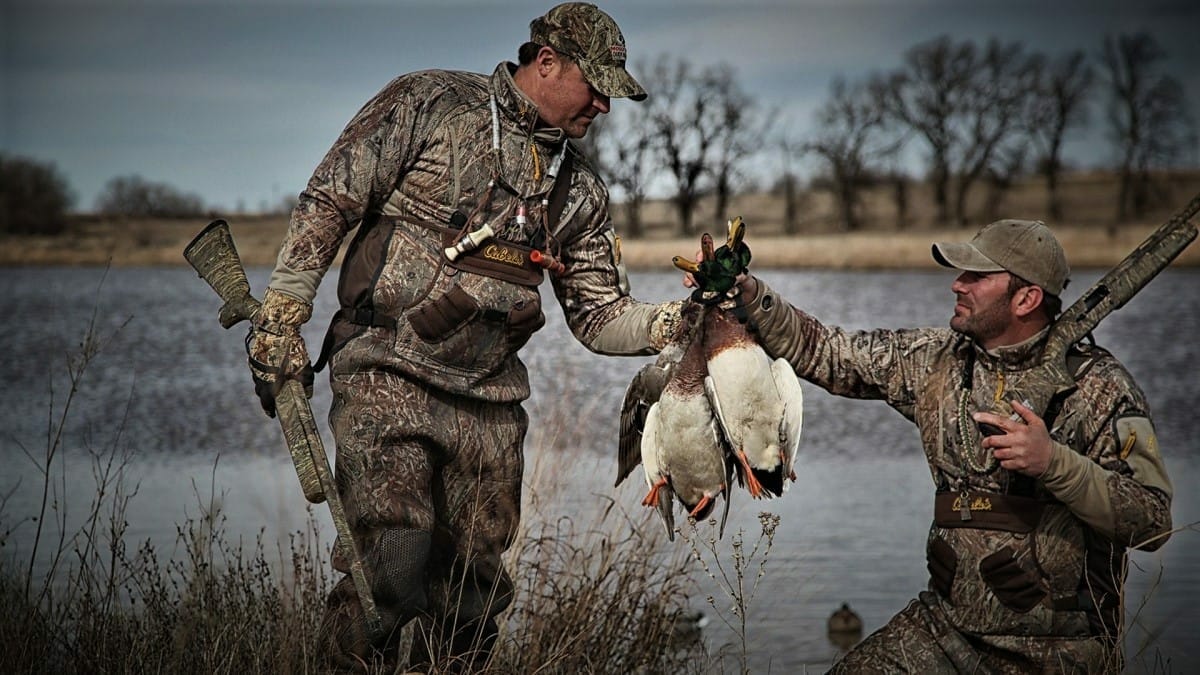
[617,303,734,540]
[616,302,703,487]
[702,307,804,498]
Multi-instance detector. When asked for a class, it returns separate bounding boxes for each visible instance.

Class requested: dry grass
[0,307,735,674]
[4,171,1199,270]
[3,278,1190,674]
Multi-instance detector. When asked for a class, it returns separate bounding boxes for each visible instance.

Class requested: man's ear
[1012,284,1044,319]
[535,46,560,77]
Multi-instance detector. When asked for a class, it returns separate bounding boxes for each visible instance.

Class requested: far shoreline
[3,220,1198,271]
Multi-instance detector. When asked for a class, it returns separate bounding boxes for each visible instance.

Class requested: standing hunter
[721,220,1173,672]
[246,3,683,670]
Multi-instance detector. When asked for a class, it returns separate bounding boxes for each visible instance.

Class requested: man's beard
[950,295,1011,344]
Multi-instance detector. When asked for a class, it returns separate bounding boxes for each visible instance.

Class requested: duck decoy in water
[827,602,864,650]
[667,607,709,648]
[617,302,735,540]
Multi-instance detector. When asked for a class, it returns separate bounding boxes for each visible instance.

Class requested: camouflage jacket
[743,278,1173,644]
[266,63,679,401]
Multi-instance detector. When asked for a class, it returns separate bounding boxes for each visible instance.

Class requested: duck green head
[672,216,752,295]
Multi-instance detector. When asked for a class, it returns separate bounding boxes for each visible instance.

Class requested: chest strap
[433,224,545,286]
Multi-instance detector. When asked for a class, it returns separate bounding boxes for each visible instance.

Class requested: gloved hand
[246,288,314,418]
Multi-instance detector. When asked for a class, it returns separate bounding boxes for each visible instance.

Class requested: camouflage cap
[530,3,647,101]
[932,219,1070,296]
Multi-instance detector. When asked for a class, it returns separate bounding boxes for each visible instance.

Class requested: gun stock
[183,219,261,328]
[1048,191,1200,354]
[1001,193,1199,431]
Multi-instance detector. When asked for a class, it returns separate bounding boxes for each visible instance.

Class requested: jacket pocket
[506,295,545,351]
[927,536,958,600]
[408,285,479,343]
[979,546,1046,613]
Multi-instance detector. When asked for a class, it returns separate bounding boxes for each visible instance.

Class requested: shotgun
[184,219,382,637]
[988,193,1199,469]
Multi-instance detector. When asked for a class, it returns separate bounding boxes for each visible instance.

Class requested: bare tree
[1028,50,1093,221]
[877,36,975,224]
[777,135,805,235]
[709,72,773,225]
[950,39,1042,226]
[648,57,741,236]
[805,77,893,230]
[96,174,205,217]
[1099,32,1196,221]
[0,154,75,235]
[579,93,658,237]
[983,143,1029,222]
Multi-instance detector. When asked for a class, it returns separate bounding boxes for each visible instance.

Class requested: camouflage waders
[829,591,1108,674]
[263,38,681,671]
[320,368,525,671]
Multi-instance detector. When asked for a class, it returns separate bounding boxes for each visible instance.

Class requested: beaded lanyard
[955,349,1000,475]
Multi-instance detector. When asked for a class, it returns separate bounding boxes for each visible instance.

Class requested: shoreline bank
[2,220,1198,270]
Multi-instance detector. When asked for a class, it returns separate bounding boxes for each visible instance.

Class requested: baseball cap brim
[931,242,1004,273]
[578,60,647,101]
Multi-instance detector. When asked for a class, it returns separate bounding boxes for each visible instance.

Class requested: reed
[0,304,727,673]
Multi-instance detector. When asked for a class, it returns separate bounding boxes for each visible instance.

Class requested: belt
[933,490,1045,533]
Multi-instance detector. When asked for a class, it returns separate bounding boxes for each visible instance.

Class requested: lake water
[2,263,1198,672]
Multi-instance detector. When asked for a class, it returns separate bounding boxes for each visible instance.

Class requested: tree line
[585,31,1195,234]
[2,31,1194,237]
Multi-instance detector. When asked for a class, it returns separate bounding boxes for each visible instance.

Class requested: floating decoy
[827,602,864,651]
[667,607,709,648]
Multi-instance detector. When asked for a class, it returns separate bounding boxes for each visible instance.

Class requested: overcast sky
[4,0,1198,213]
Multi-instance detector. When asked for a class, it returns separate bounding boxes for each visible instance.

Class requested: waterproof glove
[246,288,314,418]
[673,216,752,297]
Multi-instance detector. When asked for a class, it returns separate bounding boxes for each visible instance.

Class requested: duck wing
[771,357,805,491]
[638,402,676,540]
[703,373,746,490]
[617,360,673,487]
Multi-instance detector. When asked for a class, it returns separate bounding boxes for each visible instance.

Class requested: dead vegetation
[2,171,1199,270]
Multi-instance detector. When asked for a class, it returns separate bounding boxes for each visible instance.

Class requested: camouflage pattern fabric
[271,62,668,402]
[268,59,680,670]
[319,368,525,671]
[830,591,1107,674]
[741,278,1172,672]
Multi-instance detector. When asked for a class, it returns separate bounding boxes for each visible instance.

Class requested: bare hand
[974,400,1052,477]
[682,250,702,288]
